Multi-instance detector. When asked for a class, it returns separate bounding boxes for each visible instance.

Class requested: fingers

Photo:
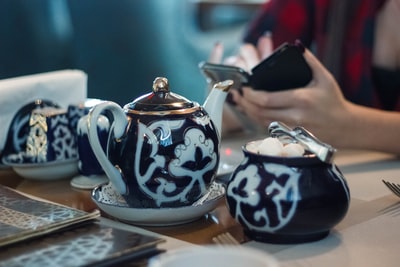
[238,44,261,71]
[239,87,300,109]
[208,42,224,64]
[222,44,259,72]
[256,33,274,59]
[210,34,273,72]
[302,48,333,84]
[228,88,301,126]
[227,34,273,73]
[302,48,344,98]
[223,56,248,71]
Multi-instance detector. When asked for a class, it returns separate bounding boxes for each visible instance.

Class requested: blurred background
[0,0,264,105]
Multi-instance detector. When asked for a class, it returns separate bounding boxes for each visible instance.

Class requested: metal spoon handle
[268,121,336,163]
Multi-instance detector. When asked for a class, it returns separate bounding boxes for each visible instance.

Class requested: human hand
[206,36,274,135]
[208,42,224,64]
[208,34,274,71]
[223,34,274,72]
[229,48,350,143]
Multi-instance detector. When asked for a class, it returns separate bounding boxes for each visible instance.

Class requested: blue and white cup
[77,114,110,176]
[68,98,105,137]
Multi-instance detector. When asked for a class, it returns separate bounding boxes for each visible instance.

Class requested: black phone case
[199,42,312,91]
[249,43,312,91]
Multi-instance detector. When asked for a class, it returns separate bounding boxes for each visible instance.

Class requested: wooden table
[2,134,400,266]
[0,133,254,245]
[0,168,244,245]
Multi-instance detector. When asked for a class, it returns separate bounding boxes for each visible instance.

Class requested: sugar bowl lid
[124,77,196,113]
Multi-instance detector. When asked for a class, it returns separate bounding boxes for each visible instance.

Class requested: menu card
[0,185,100,247]
[0,223,165,267]
[0,185,165,266]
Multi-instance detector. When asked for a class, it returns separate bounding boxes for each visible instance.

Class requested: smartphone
[198,61,250,89]
[199,42,312,91]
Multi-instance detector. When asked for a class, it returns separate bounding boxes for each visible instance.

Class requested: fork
[382,180,400,197]
[212,232,240,246]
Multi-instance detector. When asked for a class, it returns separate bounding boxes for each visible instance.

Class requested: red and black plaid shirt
[243,0,400,110]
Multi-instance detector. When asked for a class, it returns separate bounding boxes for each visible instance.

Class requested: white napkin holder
[0,69,87,154]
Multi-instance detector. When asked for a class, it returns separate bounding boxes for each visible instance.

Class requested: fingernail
[294,39,305,53]
[214,41,222,47]
[263,31,272,38]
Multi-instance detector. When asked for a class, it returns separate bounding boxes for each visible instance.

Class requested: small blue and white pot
[226,139,350,244]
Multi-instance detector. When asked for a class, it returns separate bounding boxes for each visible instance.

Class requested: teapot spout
[203,80,234,140]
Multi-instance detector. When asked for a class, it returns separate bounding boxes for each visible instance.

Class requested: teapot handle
[87,101,128,194]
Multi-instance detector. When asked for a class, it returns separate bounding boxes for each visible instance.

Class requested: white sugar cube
[247,137,306,157]
[282,143,305,157]
[257,137,284,156]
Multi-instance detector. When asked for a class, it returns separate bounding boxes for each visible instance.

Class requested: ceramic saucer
[217,146,243,184]
[91,182,225,226]
[70,174,108,190]
[3,156,78,180]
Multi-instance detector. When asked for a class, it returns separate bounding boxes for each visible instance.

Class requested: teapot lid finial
[124,76,196,113]
[152,77,169,93]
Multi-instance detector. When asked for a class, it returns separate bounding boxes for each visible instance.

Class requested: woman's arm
[228,48,400,154]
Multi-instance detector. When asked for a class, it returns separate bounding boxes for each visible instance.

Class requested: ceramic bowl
[2,153,78,180]
[226,140,350,244]
[149,246,279,267]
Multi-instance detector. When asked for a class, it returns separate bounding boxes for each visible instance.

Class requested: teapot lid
[124,77,196,112]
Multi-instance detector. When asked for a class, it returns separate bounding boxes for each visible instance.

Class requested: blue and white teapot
[87,77,233,208]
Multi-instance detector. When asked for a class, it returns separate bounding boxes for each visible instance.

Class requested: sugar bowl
[226,122,350,244]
